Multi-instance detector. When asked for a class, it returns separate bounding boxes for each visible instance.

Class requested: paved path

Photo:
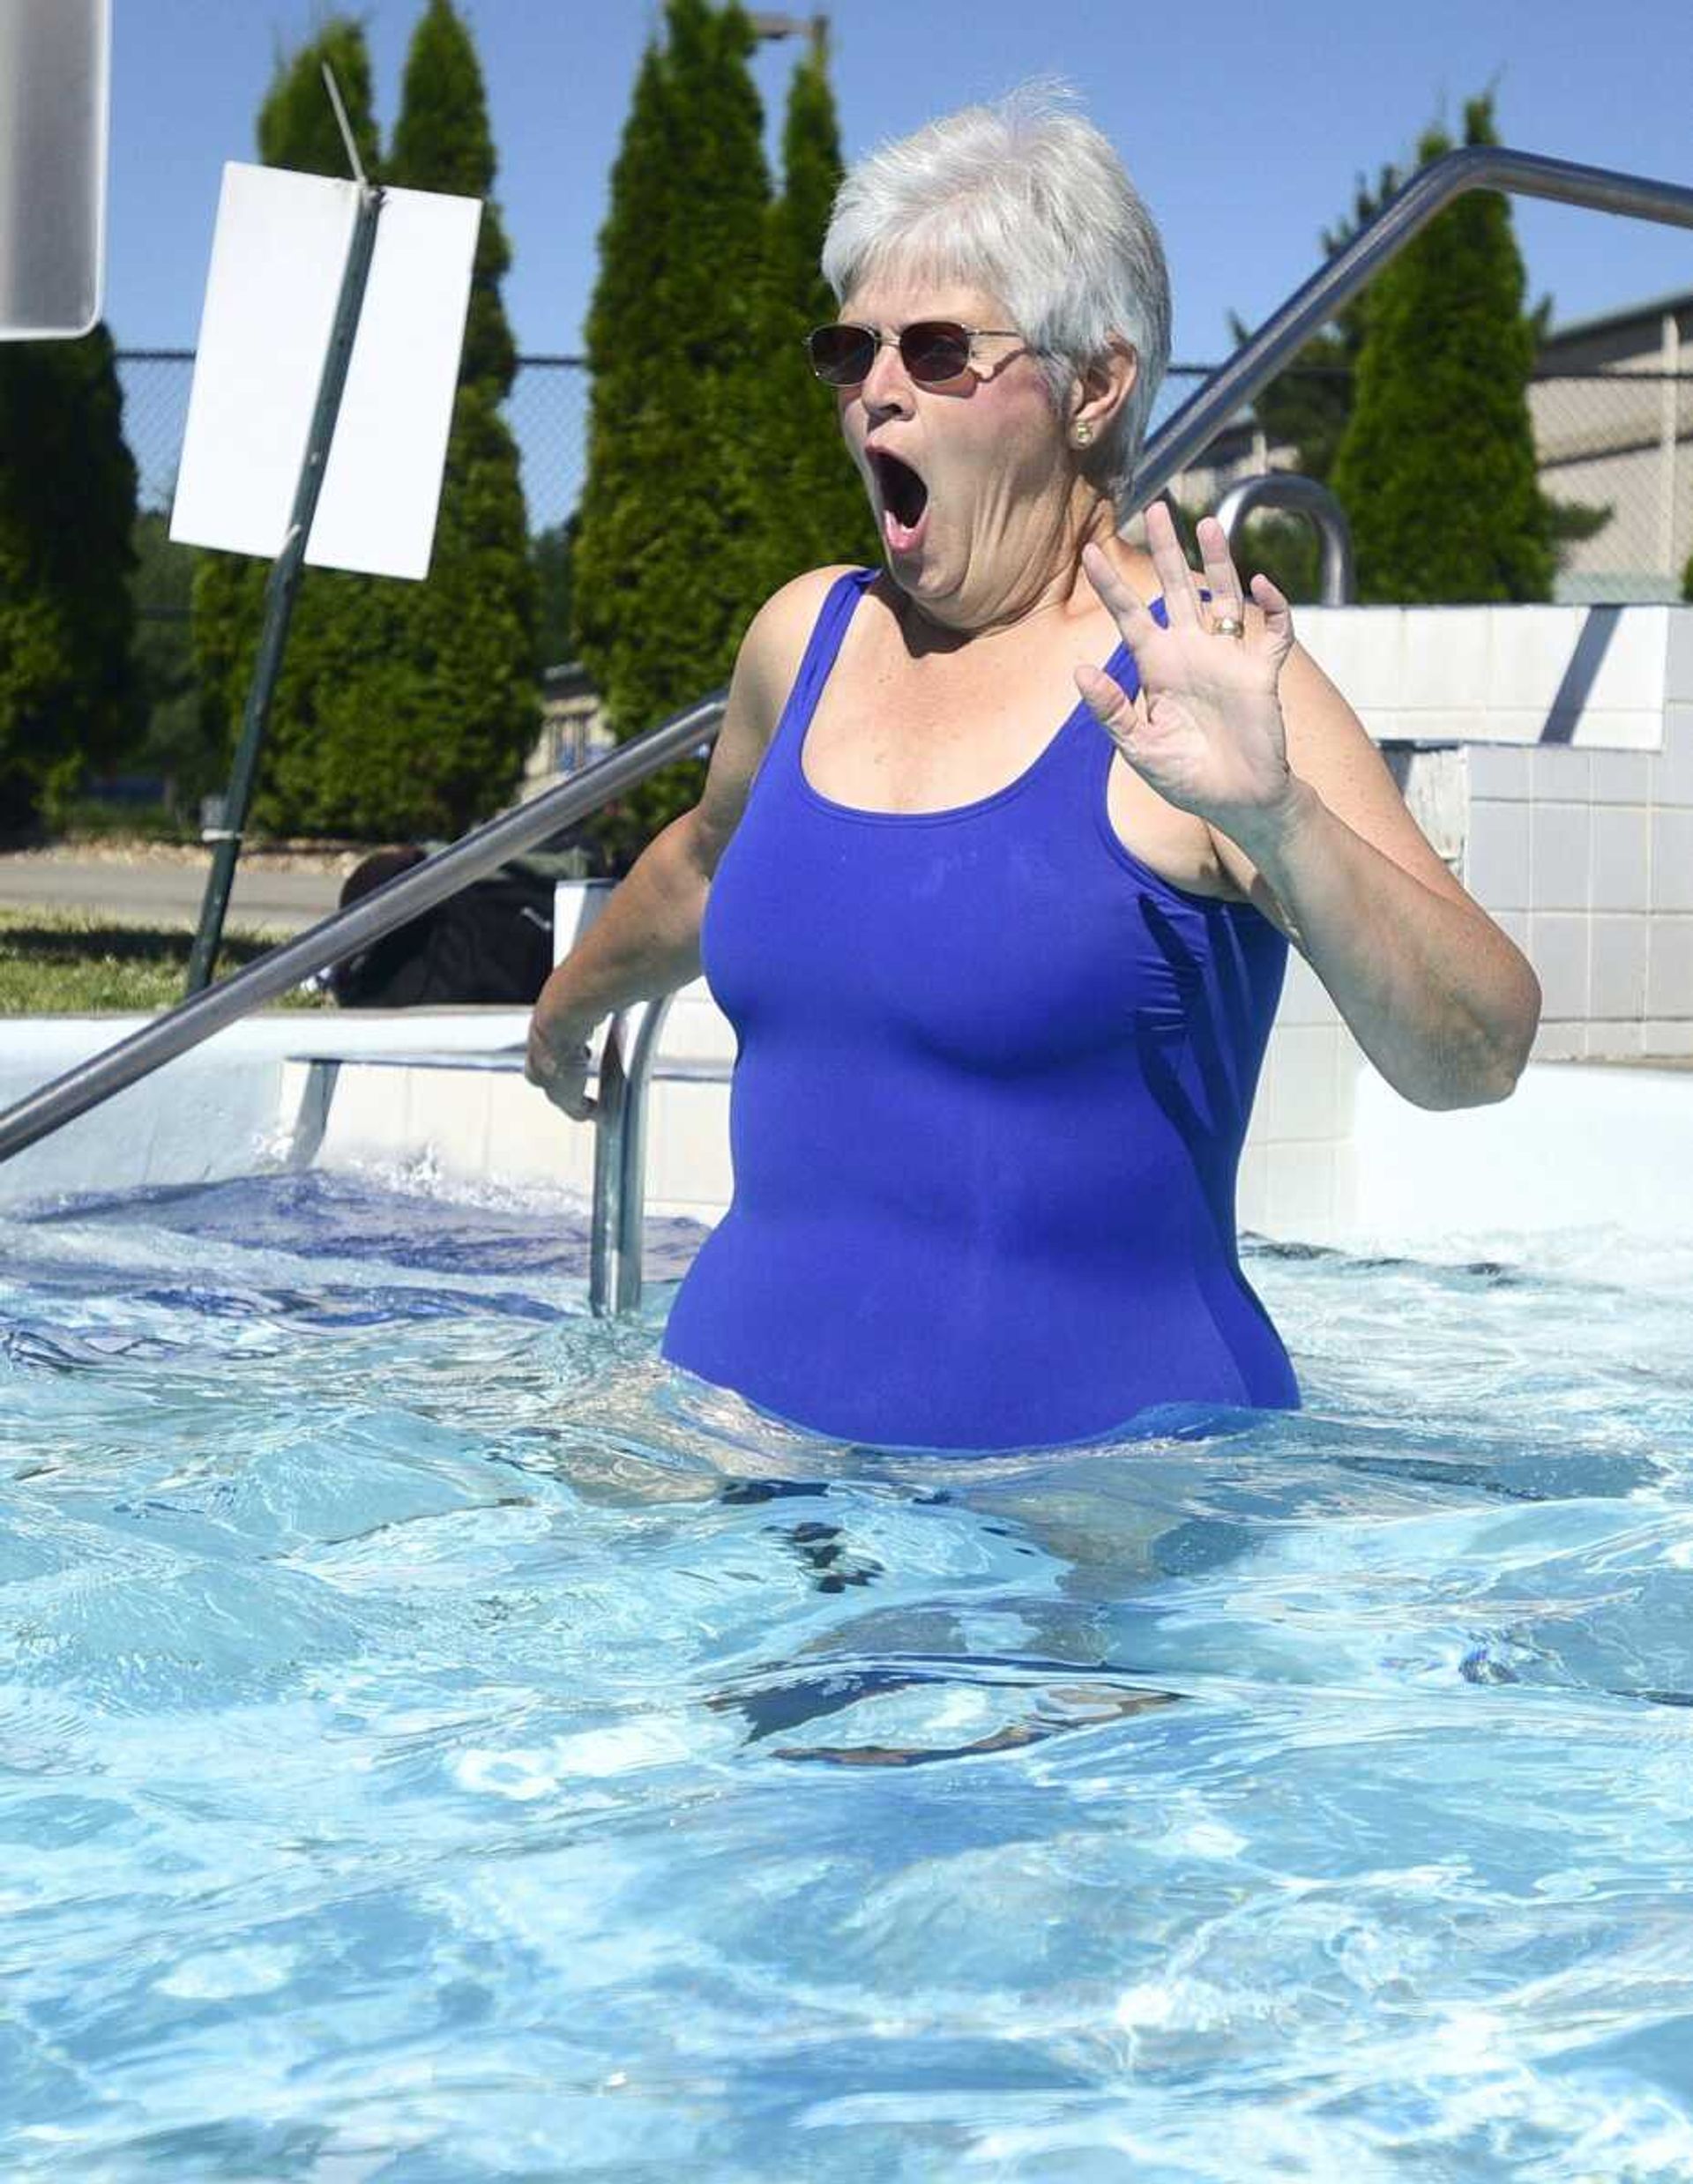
[0,855,345,935]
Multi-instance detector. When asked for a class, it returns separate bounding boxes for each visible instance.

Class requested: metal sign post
[183,71,382,995]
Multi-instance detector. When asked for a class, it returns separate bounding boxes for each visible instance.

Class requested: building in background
[522,660,611,800]
[1532,287,1691,604]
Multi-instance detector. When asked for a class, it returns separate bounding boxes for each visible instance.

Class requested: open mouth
[869,449,929,548]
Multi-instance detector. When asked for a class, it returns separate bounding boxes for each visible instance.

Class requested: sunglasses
[804,319,1030,388]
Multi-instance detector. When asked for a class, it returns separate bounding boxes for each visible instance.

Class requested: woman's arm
[526,568,843,1117]
[1205,642,1540,1111]
[1078,506,1540,1112]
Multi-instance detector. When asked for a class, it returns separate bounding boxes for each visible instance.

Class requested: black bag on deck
[330,849,556,1008]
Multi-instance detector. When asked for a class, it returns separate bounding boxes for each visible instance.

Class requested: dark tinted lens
[900,321,973,383]
[807,324,876,384]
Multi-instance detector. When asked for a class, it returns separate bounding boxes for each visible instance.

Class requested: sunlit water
[4,1168,1693,2181]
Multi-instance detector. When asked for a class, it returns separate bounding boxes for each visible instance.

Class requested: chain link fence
[119,348,1691,604]
[118,348,591,529]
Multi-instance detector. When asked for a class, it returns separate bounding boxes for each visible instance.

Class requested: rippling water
[4,1170,1693,2180]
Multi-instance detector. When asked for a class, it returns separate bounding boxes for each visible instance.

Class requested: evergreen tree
[0,324,138,832]
[571,0,773,868]
[759,48,878,593]
[532,516,578,669]
[1329,94,1555,603]
[257,19,381,178]
[388,0,516,396]
[377,0,537,833]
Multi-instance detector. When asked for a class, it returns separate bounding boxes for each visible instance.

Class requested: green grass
[0,908,331,1015]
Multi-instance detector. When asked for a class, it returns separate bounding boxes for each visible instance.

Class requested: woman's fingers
[1074,660,1141,746]
[1080,540,1154,646]
[1143,496,1203,627]
[526,1029,599,1121]
[1196,514,1246,625]
[1249,569,1296,659]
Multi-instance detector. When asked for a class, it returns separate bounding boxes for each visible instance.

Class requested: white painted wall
[0,1010,532,1208]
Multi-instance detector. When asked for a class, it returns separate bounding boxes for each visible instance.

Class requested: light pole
[746,11,829,67]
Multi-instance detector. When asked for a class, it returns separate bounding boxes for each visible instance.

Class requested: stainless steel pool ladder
[1,142,1689,1316]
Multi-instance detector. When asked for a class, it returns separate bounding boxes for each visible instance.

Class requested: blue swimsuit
[661,569,1299,1450]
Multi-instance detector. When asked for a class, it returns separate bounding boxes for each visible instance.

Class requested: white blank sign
[170,162,481,581]
[0,0,111,339]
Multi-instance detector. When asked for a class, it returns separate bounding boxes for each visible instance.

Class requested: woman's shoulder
[735,563,872,720]
[745,563,870,650]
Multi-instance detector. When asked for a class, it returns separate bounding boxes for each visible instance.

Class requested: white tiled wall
[1457,719,1693,1064]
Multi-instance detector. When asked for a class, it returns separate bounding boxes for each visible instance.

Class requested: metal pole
[588,992,676,1316]
[183,175,384,995]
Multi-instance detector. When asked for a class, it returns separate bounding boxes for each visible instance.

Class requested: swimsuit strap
[771,567,877,758]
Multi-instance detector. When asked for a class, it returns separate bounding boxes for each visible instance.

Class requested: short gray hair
[820,82,1171,518]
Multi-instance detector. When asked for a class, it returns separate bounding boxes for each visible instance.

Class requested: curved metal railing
[1213,474,1356,605]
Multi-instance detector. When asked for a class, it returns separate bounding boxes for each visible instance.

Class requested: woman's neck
[896,488,1126,656]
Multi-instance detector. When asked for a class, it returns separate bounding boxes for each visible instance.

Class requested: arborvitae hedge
[190,5,534,841]
[571,0,776,868]
[572,5,880,867]
[190,20,385,837]
[378,0,537,832]
[760,50,880,596]
[389,0,518,399]
[1331,96,1555,604]
[0,324,138,833]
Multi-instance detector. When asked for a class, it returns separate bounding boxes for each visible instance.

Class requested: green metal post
[183,177,384,995]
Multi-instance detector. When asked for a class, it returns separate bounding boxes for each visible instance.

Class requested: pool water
[4,1170,1693,2180]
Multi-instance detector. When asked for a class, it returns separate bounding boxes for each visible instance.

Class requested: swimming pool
[4,1168,1693,2180]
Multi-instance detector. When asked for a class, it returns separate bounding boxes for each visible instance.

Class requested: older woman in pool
[526,86,1540,1454]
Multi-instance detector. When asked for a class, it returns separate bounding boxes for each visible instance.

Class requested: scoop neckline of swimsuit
[794,578,1155,827]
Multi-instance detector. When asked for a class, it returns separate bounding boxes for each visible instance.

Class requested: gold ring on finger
[1209,614,1246,640]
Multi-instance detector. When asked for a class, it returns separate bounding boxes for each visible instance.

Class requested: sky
[105,0,1693,369]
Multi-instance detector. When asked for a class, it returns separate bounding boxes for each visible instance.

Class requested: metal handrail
[1133,145,1693,509]
[588,991,676,1316]
[1213,474,1355,605]
[0,691,726,1165]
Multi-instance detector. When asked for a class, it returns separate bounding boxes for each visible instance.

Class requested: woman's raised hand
[1077,502,1298,846]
